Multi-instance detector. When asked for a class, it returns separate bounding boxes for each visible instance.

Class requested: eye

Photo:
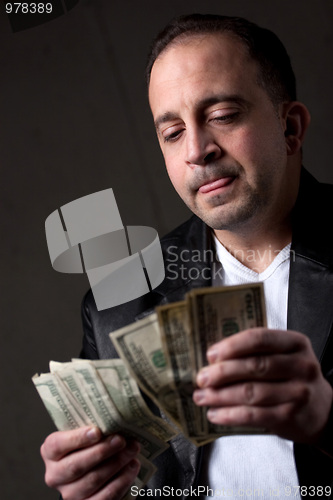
[162,125,185,143]
[211,112,240,124]
[208,109,240,123]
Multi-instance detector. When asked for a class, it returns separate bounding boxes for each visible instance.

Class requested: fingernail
[128,459,140,471]
[207,348,218,363]
[110,435,124,447]
[193,390,205,404]
[86,427,100,441]
[197,368,209,387]
[207,408,217,422]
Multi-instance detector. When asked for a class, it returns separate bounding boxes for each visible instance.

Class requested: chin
[195,204,256,231]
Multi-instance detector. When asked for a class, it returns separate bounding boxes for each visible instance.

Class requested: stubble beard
[187,174,271,232]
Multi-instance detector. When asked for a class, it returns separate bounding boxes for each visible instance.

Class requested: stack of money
[111,283,267,446]
[32,358,178,490]
[33,283,267,490]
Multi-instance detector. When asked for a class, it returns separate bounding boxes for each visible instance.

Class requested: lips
[198,176,235,194]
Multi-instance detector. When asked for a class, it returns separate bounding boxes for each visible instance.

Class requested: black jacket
[81,169,333,498]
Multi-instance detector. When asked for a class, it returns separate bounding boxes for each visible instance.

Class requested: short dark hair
[146,13,296,104]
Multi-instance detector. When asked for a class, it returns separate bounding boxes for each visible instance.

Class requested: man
[41,14,333,500]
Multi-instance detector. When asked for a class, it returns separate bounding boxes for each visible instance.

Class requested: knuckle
[40,442,47,460]
[244,382,255,404]
[44,470,57,489]
[86,469,102,492]
[41,433,59,459]
[66,454,84,479]
[217,362,226,378]
[104,478,128,500]
[94,448,107,465]
[284,403,298,420]
[302,334,312,350]
[119,450,132,468]
[248,356,267,375]
[242,406,256,425]
[296,385,311,405]
[304,359,319,380]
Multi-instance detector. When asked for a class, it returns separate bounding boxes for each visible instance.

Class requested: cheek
[232,125,285,169]
[229,128,261,165]
[165,157,185,193]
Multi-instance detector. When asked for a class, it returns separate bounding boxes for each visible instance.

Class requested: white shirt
[200,236,300,499]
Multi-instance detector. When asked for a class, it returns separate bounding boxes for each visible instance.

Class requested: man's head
[147,14,310,234]
[146,14,296,107]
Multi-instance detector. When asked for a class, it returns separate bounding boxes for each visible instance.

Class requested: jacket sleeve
[79,291,99,360]
[316,367,333,458]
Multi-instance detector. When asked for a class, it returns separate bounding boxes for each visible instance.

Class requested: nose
[185,127,222,167]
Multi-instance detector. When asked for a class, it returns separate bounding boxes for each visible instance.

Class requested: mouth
[198,176,236,194]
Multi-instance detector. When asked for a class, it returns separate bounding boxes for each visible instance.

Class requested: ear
[281,101,311,155]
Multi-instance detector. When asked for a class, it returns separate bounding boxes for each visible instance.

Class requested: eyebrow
[154,94,248,131]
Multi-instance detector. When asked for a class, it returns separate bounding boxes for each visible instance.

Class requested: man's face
[148,34,294,231]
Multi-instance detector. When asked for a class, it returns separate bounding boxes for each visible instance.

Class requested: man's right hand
[41,426,141,500]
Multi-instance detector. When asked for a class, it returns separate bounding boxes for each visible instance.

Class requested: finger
[207,328,309,363]
[41,427,102,462]
[205,402,296,431]
[45,435,134,488]
[196,353,318,388]
[59,443,141,500]
[88,460,141,500]
[193,381,309,408]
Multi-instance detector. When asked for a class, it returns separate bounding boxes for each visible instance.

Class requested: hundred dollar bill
[32,372,86,430]
[187,283,267,436]
[33,368,156,488]
[156,301,205,438]
[88,359,177,442]
[50,361,102,428]
[50,359,169,460]
[110,313,181,426]
[53,359,175,441]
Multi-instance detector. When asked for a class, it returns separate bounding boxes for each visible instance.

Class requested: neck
[214,217,292,274]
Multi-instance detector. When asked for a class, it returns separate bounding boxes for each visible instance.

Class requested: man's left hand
[193,328,333,445]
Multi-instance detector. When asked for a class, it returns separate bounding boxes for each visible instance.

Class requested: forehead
[148,34,261,114]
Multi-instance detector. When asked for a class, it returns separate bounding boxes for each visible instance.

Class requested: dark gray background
[1,0,332,498]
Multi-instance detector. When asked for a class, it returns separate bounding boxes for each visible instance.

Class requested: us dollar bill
[32,372,87,430]
[156,301,205,438]
[187,283,267,436]
[110,313,181,427]
[110,283,267,443]
[33,360,165,490]
[35,283,267,460]
[88,359,178,442]
[49,359,169,461]
[34,369,156,488]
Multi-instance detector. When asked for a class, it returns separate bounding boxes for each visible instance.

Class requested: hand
[193,328,333,444]
[41,426,141,500]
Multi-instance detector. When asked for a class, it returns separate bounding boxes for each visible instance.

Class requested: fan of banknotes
[32,358,176,490]
[111,283,267,446]
[33,283,267,490]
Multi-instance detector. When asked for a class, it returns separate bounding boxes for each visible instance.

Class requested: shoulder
[81,215,209,358]
[160,215,206,249]
[297,168,333,205]
[292,168,333,266]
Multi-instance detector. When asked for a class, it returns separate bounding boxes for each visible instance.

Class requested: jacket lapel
[288,257,333,360]
[288,169,333,361]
